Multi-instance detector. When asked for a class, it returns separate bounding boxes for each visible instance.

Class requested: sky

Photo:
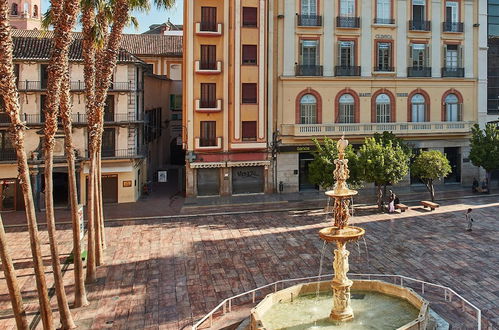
[40,0,184,34]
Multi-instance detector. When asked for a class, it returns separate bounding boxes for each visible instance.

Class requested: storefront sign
[122,180,132,187]
[278,145,317,153]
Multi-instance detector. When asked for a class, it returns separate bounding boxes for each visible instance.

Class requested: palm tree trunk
[97,153,106,249]
[0,214,29,330]
[60,64,88,307]
[85,151,97,283]
[0,2,54,328]
[94,164,102,266]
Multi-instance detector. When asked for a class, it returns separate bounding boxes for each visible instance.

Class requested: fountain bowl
[251,279,430,330]
[318,226,365,244]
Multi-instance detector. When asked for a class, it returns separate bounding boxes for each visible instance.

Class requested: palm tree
[60,63,89,307]
[0,214,29,330]
[42,0,80,327]
[0,0,54,328]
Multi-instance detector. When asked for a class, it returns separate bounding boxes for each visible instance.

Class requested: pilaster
[283,0,296,76]
[360,0,372,77]
[431,0,442,78]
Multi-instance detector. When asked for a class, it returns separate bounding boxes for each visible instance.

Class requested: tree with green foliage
[411,150,452,202]
[374,131,412,157]
[308,138,362,190]
[358,137,410,211]
[469,123,499,186]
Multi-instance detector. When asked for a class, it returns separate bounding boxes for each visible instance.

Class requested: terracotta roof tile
[120,34,182,57]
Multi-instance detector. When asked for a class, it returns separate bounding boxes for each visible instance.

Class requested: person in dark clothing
[472,178,479,193]
[465,208,473,232]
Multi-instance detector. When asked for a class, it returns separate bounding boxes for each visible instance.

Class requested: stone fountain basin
[319,226,365,244]
[250,280,430,330]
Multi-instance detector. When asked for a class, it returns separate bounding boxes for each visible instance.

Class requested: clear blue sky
[41,0,183,34]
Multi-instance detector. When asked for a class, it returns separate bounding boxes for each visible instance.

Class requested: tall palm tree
[60,63,89,307]
[0,0,54,328]
[0,214,28,330]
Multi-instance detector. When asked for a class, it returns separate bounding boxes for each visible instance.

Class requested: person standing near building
[465,208,473,232]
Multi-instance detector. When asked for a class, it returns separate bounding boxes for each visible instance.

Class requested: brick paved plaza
[0,195,498,329]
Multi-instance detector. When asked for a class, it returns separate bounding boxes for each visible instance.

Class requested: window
[201,7,217,31]
[200,121,216,146]
[40,64,49,89]
[445,94,461,121]
[170,94,182,110]
[242,121,257,141]
[410,43,428,68]
[376,0,391,22]
[200,45,216,70]
[242,7,258,27]
[171,113,182,121]
[104,95,115,121]
[102,128,116,157]
[13,64,19,85]
[0,96,9,124]
[11,3,18,15]
[301,0,317,15]
[300,94,317,124]
[242,83,257,104]
[338,41,355,67]
[242,45,257,65]
[444,45,460,68]
[411,94,426,122]
[201,83,216,108]
[376,42,392,71]
[300,39,319,66]
[412,0,426,21]
[375,93,391,123]
[33,5,38,17]
[445,1,459,23]
[338,94,355,123]
[40,94,46,122]
[340,0,355,17]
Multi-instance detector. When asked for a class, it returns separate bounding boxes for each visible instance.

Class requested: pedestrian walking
[465,208,473,232]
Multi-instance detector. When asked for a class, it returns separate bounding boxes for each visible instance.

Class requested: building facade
[273,0,480,192]
[0,30,146,211]
[183,0,272,197]
[7,0,41,29]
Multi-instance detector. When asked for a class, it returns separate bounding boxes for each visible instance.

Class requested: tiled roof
[10,30,144,63]
[120,34,182,57]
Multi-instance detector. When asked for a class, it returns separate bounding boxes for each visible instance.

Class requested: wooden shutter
[242,121,257,141]
[243,7,257,27]
[201,121,216,146]
[242,83,257,104]
[201,83,216,107]
[201,7,217,30]
[242,45,257,64]
[408,44,413,67]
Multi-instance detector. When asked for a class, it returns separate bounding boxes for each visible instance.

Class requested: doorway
[53,173,69,207]
[299,153,318,191]
[444,147,461,183]
[0,179,17,211]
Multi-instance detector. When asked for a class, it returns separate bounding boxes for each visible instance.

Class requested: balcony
[17,80,140,91]
[195,60,222,74]
[295,65,323,77]
[336,16,360,28]
[19,112,143,125]
[441,67,465,78]
[195,136,222,150]
[0,148,16,161]
[373,66,395,73]
[87,147,145,159]
[335,66,361,76]
[409,20,431,31]
[373,18,395,25]
[443,22,463,33]
[408,67,431,77]
[281,121,474,138]
[297,15,322,27]
[195,99,222,112]
[195,22,223,36]
[0,113,10,125]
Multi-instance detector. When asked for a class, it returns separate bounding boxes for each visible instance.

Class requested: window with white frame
[376,0,391,21]
[445,94,461,121]
[446,1,459,23]
[340,0,355,17]
[411,43,428,68]
[411,94,426,122]
[300,40,319,66]
[444,44,460,69]
[301,0,317,15]
[338,41,355,67]
[300,94,317,124]
[376,42,392,71]
[338,94,355,123]
[375,94,391,123]
[412,0,426,21]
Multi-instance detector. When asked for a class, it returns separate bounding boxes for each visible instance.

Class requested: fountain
[250,137,431,329]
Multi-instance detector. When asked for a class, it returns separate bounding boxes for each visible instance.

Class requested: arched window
[338,94,355,123]
[375,93,391,123]
[300,94,317,124]
[23,2,29,15]
[11,3,18,15]
[445,93,461,121]
[33,5,38,17]
[411,93,426,122]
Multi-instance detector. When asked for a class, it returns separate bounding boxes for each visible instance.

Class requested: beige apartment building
[0,30,147,211]
[183,0,272,197]
[273,0,481,192]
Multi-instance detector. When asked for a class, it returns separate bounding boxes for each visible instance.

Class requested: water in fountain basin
[261,291,419,329]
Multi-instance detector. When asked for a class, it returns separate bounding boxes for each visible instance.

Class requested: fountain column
[331,241,353,321]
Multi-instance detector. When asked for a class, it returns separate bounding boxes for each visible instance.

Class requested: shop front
[0,179,23,211]
[231,166,265,194]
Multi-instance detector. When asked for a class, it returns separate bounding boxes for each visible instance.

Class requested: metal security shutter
[197,168,220,196]
[232,167,264,194]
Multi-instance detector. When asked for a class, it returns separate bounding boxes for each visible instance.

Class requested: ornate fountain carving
[319,136,365,322]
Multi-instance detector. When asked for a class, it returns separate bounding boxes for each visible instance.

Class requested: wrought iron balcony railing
[17,80,141,91]
[295,65,323,77]
[0,148,16,161]
[441,67,464,77]
[297,14,322,27]
[336,16,360,28]
[335,66,361,76]
[408,67,432,77]
[373,65,395,72]
[19,112,143,125]
[409,20,431,31]
[374,18,395,24]
[443,22,463,32]
[87,147,146,159]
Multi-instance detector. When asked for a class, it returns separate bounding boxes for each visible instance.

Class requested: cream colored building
[183,0,272,197]
[0,30,146,211]
[273,0,480,192]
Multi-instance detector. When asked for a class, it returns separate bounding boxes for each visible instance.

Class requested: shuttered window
[242,121,257,141]
[201,7,217,31]
[242,45,258,65]
[242,83,257,104]
[200,121,216,146]
[200,45,216,70]
[201,83,216,108]
[243,7,258,27]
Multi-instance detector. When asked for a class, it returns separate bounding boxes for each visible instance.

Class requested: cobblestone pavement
[0,196,498,329]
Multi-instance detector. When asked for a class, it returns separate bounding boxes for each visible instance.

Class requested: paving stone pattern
[0,196,498,329]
